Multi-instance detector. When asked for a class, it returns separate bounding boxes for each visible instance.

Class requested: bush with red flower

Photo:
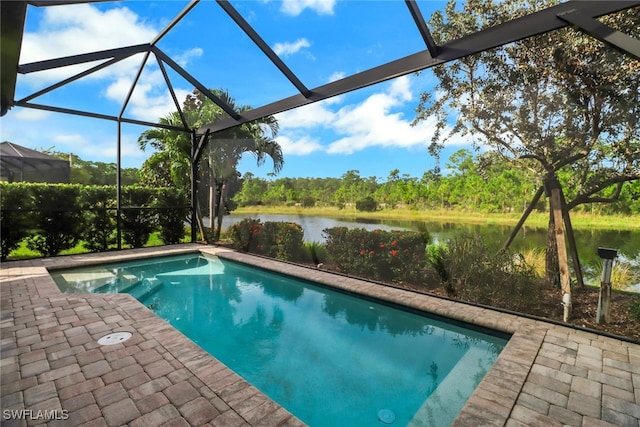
[323,227,429,282]
[230,219,304,261]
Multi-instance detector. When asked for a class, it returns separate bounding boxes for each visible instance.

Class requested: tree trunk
[550,186,572,322]
[195,199,207,242]
[545,207,560,289]
[560,189,584,288]
[214,180,226,242]
[501,185,544,252]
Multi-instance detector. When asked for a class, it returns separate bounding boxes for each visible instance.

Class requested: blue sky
[1,0,473,179]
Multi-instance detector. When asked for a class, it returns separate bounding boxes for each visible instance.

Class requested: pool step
[407,346,489,427]
[93,273,138,293]
[127,278,164,302]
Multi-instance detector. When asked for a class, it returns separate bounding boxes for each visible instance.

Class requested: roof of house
[1,141,67,162]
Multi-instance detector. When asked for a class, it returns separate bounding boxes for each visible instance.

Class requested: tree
[138,113,192,194]
[139,88,284,242]
[51,151,139,185]
[413,0,640,320]
[186,89,284,241]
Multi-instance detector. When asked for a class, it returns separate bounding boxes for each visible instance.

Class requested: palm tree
[138,88,284,242]
[201,90,283,241]
[138,112,192,193]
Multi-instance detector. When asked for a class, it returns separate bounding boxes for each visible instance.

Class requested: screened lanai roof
[1,0,639,162]
[0,141,70,183]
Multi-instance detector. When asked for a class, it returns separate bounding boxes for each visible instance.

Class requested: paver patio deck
[1,244,639,426]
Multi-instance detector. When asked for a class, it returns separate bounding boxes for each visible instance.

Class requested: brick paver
[1,244,639,426]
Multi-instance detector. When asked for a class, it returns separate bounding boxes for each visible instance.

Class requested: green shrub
[436,232,541,312]
[80,185,116,252]
[323,227,429,282]
[0,183,34,260]
[426,243,453,295]
[229,218,264,253]
[156,188,189,245]
[27,184,84,257]
[302,241,328,265]
[229,219,305,262]
[355,196,377,212]
[264,221,304,261]
[121,186,157,248]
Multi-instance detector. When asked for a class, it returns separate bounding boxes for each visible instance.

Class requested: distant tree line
[49,151,140,186]
[233,149,640,215]
[31,147,640,216]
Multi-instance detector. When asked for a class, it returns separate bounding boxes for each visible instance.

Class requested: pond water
[221,213,640,289]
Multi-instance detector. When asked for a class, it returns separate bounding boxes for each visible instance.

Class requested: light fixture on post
[596,247,617,324]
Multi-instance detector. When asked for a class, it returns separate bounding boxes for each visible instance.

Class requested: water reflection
[323,292,436,337]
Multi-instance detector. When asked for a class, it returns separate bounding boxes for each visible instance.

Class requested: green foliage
[355,196,377,212]
[1,182,193,258]
[229,218,264,253]
[229,219,304,261]
[589,258,640,291]
[141,88,284,242]
[0,183,34,260]
[426,243,452,295]
[323,227,429,282]
[434,233,542,312]
[415,1,639,214]
[79,185,116,252]
[301,241,328,265]
[267,221,304,261]
[121,186,157,248]
[50,151,139,185]
[27,184,84,257]
[156,188,190,245]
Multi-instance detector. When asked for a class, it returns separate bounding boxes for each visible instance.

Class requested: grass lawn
[6,232,187,260]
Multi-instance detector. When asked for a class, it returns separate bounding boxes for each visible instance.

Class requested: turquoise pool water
[53,254,509,426]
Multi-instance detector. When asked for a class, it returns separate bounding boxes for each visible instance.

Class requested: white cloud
[274,75,463,156]
[174,48,204,68]
[276,135,323,155]
[54,131,147,165]
[280,0,336,16]
[389,76,413,102]
[16,4,200,124]
[10,108,51,121]
[273,38,311,57]
[328,71,345,82]
[276,100,336,129]
[52,133,85,145]
[20,4,158,84]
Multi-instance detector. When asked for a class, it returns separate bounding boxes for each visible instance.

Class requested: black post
[116,120,122,249]
[190,131,197,243]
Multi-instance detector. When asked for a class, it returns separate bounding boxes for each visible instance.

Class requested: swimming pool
[52,253,509,426]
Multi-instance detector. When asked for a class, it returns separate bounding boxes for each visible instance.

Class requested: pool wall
[2,243,639,427]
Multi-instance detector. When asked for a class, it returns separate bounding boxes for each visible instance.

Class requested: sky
[0,0,474,179]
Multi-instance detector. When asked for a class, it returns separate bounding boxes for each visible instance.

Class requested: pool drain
[377,409,396,424]
[97,332,132,346]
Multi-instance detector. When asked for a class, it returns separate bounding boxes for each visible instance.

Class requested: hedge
[0,182,189,258]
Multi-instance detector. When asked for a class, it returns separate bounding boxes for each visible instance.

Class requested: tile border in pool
[1,243,638,427]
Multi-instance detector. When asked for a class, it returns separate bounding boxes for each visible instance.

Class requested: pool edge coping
[205,248,545,426]
[4,244,637,426]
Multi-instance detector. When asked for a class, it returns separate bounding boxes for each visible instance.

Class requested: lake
[220,213,640,289]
